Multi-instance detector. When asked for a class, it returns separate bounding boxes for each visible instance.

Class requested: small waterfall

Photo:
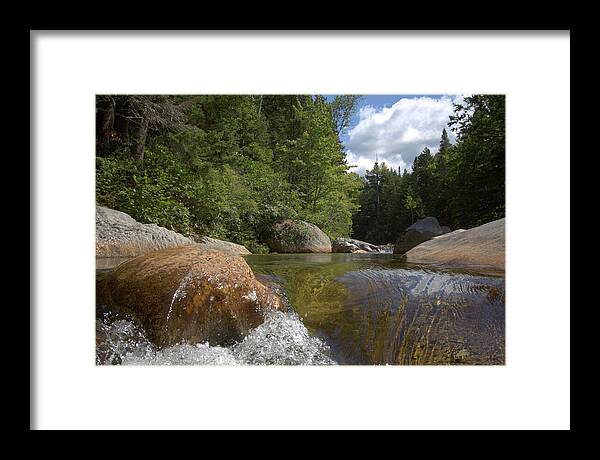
[165,269,195,332]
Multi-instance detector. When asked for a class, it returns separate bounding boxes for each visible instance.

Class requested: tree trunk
[131,117,149,167]
[97,97,115,150]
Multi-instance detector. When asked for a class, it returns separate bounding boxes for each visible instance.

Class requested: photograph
[32,29,570,430]
[95,94,506,366]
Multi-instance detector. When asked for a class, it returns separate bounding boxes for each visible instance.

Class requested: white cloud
[345,96,461,175]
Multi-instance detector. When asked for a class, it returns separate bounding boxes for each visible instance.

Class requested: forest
[96,94,505,252]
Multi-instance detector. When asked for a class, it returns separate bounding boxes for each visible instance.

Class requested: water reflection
[245,253,505,365]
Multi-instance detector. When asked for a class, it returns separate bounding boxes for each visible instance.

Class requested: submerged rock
[96,246,283,348]
[393,217,447,254]
[403,218,505,272]
[332,238,381,253]
[264,219,331,253]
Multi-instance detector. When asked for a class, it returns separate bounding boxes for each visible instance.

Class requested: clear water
[96,253,504,365]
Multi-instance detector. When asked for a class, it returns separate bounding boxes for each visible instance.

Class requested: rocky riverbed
[96,206,505,366]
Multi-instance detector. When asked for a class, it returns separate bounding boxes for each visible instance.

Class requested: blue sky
[324,94,462,175]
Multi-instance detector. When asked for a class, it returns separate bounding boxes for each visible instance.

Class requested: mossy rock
[264,219,331,253]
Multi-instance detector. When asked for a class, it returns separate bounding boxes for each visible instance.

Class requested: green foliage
[96,94,504,250]
[272,96,359,239]
[447,95,505,227]
[404,191,425,222]
[96,95,361,251]
[329,95,362,136]
[96,147,193,234]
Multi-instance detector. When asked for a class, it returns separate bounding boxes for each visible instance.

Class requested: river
[96,253,505,365]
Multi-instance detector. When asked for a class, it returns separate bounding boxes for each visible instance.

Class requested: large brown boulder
[403,218,505,272]
[393,217,448,254]
[264,219,331,253]
[96,246,283,347]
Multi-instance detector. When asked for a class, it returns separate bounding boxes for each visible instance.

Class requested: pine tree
[439,128,451,154]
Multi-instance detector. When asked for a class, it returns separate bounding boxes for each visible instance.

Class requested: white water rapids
[97,309,336,366]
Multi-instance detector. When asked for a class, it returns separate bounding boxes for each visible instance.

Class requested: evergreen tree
[439,128,451,154]
[447,95,505,227]
[350,95,505,243]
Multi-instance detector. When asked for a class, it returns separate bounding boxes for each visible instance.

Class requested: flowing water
[96,253,505,365]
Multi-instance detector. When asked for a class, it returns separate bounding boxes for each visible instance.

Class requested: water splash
[233,310,335,365]
[96,319,156,365]
[97,310,336,366]
[123,342,238,366]
[165,270,195,332]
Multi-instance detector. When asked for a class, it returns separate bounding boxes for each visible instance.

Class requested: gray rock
[96,205,251,260]
[96,206,195,258]
[393,217,444,254]
[264,219,331,253]
[403,218,505,273]
[332,238,381,253]
[195,236,251,256]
